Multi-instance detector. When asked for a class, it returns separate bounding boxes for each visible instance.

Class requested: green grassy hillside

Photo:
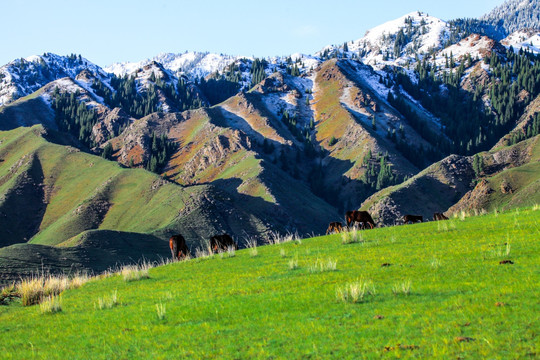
[0,126,273,283]
[362,134,540,225]
[0,207,538,359]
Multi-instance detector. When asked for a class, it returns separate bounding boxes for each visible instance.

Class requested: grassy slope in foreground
[1,208,539,359]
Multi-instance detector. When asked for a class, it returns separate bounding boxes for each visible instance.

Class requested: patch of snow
[501,30,540,54]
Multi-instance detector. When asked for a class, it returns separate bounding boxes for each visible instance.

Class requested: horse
[433,212,449,221]
[210,234,238,252]
[403,214,423,224]
[326,222,344,234]
[345,210,376,229]
[169,234,189,260]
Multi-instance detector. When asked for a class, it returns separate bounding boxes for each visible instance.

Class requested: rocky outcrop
[92,107,133,146]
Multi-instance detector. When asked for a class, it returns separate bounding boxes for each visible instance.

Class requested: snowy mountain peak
[0,53,109,106]
[480,0,540,36]
[319,12,450,68]
[105,51,242,80]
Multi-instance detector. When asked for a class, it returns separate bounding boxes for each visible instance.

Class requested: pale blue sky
[1,0,502,67]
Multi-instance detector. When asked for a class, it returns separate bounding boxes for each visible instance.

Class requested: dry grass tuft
[39,295,62,314]
[95,290,119,310]
[121,263,150,282]
[336,280,376,303]
[308,258,337,273]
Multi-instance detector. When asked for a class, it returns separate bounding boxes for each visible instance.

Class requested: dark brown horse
[169,234,189,260]
[210,234,238,252]
[326,222,344,234]
[433,212,449,221]
[403,214,423,224]
[345,210,376,229]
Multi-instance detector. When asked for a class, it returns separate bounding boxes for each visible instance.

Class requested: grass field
[0,207,538,359]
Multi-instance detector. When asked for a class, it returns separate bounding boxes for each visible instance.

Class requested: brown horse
[403,214,423,224]
[326,222,344,234]
[345,210,376,229]
[210,234,238,252]
[169,234,189,260]
[433,212,449,221]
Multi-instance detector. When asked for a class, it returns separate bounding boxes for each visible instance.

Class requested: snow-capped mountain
[319,12,451,68]
[481,0,540,35]
[105,51,241,79]
[0,53,110,106]
[106,51,321,87]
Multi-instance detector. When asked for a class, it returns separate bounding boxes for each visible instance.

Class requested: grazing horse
[169,234,189,260]
[345,210,376,229]
[403,214,423,224]
[210,234,238,252]
[326,222,344,234]
[433,212,449,221]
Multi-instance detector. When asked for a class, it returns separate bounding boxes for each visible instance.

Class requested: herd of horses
[325,210,449,234]
[169,210,449,260]
[169,233,238,261]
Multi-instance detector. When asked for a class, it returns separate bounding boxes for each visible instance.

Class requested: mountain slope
[361,134,540,225]
[481,0,540,35]
[0,125,278,282]
[1,208,538,358]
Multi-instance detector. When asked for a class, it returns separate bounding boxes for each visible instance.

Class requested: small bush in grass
[40,295,62,314]
[341,227,364,244]
[121,264,150,282]
[336,280,376,303]
[308,258,337,273]
[95,290,118,310]
[156,303,166,320]
[288,256,299,270]
[17,273,91,307]
[267,231,301,245]
[457,210,471,221]
[392,280,412,296]
[19,277,46,306]
[244,238,258,257]
[194,247,213,259]
[70,273,90,289]
[430,257,442,269]
[484,242,511,259]
[0,283,18,305]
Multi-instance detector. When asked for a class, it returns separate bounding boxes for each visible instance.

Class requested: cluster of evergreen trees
[198,63,242,105]
[250,58,268,88]
[361,150,401,191]
[51,88,98,148]
[509,112,540,145]
[92,74,205,119]
[145,132,174,173]
[391,46,540,158]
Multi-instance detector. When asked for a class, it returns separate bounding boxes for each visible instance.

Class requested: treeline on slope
[101,131,174,173]
[91,74,205,118]
[145,132,175,173]
[52,88,174,174]
[51,88,98,148]
[508,112,540,145]
[197,63,242,105]
[392,47,540,156]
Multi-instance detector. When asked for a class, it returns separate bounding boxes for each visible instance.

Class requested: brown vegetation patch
[384,344,419,352]
[455,337,475,343]
[499,259,514,265]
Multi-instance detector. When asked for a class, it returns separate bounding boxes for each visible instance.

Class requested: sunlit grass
[0,207,538,358]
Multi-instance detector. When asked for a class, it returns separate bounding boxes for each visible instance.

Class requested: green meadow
[0,207,538,359]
